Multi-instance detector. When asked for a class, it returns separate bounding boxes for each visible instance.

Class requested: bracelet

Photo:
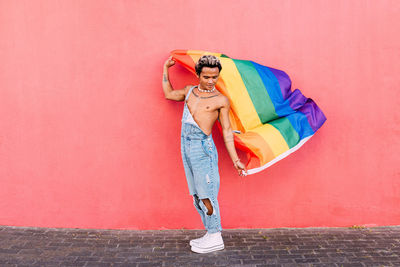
[233,159,240,165]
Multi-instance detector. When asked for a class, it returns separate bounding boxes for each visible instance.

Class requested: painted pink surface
[0,0,399,230]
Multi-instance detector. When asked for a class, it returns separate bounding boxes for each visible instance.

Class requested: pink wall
[1,0,399,230]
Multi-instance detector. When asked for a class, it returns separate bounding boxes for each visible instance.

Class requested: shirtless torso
[185,85,226,136]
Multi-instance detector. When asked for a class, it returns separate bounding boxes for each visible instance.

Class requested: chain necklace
[197,84,216,93]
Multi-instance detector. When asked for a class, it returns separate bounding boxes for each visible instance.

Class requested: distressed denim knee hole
[200,198,215,216]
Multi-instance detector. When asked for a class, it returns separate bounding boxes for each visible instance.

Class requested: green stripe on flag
[269,117,300,149]
[233,59,278,125]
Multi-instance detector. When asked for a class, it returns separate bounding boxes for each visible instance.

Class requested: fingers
[237,168,246,177]
[168,56,175,62]
[239,166,247,177]
[168,59,175,65]
[164,57,175,68]
[234,161,247,177]
[233,160,247,177]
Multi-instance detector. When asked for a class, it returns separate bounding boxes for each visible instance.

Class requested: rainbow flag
[171,50,326,175]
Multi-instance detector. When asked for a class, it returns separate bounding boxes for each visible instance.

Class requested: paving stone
[0,225,400,266]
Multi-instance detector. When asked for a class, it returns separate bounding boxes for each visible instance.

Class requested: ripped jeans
[181,122,222,233]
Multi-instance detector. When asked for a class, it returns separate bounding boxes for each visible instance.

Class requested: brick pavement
[1,225,400,266]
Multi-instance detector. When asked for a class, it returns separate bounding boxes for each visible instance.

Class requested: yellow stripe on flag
[218,58,261,130]
[249,124,289,156]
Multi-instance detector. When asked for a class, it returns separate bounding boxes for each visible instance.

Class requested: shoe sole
[191,243,224,253]
[189,239,204,246]
[189,240,199,246]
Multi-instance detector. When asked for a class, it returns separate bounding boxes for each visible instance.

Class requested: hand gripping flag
[171,50,327,175]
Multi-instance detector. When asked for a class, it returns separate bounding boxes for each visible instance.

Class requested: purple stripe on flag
[298,99,327,132]
[268,68,291,99]
[269,68,308,111]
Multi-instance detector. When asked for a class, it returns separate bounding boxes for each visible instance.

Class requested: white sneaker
[191,231,224,253]
[189,232,209,246]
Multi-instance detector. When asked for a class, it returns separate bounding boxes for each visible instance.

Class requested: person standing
[162,54,246,253]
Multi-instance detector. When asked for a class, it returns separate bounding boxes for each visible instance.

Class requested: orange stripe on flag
[235,132,275,166]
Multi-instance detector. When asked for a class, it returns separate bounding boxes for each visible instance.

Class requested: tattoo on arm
[163,74,168,82]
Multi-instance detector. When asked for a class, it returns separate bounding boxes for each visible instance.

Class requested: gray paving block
[0,225,400,266]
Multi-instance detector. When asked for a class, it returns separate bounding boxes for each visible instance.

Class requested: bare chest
[186,93,221,117]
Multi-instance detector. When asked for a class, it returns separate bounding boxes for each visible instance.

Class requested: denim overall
[181,86,222,233]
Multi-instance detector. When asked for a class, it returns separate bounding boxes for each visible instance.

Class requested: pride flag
[171,50,326,175]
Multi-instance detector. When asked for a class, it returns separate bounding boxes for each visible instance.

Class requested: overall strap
[185,85,196,101]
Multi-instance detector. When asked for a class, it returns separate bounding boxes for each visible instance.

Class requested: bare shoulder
[183,84,195,95]
[217,94,230,108]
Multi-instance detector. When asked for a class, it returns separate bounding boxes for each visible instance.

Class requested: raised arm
[162,56,188,101]
[219,96,247,176]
